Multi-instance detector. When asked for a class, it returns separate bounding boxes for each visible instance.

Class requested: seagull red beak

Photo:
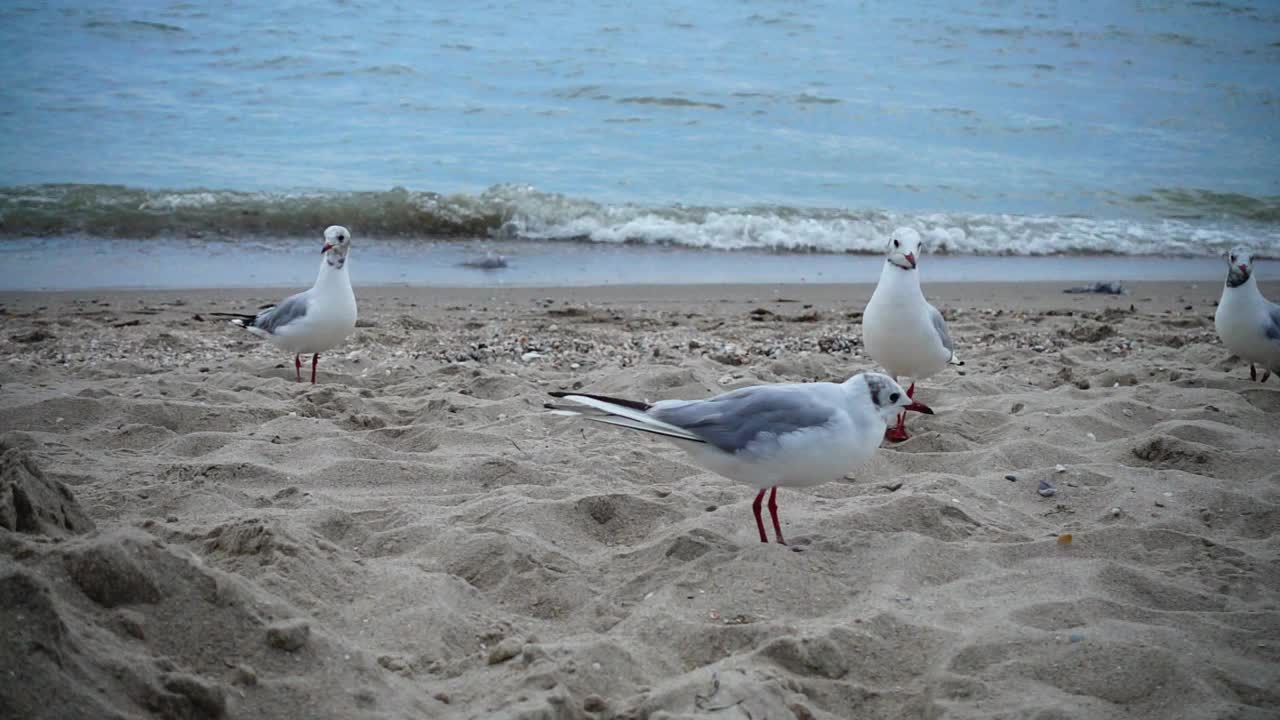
[906,252,917,269]
[321,243,334,254]
[904,400,933,414]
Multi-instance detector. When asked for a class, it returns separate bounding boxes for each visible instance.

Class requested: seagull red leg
[311,353,319,384]
[752,489,768,543]
[767,486,786,545]
[294,354,302,382]
[884,411,910,442]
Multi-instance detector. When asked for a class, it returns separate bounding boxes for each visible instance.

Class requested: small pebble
[583,695,607,713]
[1005,474,1017,482]
[231,664,258,687]
[1038,480,1057,497]
[487,637,523,665]
[1054,464,1067,473]
[1110,507,1122,517]
[1069,632,1084,643]
[881,481,903,492]
[433,692,451,704]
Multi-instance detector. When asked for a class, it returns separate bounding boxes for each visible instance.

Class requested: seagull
[546,372,932,545]
[862,227,961,442]
[1214,248,1280,382]
[211,225,358,384]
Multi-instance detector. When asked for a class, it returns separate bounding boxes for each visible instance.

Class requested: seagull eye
[893,239,900,248]
[889,392,900,403]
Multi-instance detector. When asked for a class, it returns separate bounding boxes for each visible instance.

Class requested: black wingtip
[545,391,652,411]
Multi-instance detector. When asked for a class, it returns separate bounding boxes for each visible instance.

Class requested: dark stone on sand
[266,618,311,651]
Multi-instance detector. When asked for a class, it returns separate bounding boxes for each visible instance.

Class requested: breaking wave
[1,183,1276,256]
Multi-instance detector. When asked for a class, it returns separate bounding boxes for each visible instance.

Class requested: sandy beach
[2,280,1278,720]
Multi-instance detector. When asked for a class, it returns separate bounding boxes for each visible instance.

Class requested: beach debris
[1063,282,1127,295]
[266,619,310,651]
[1005,474,1018,482]
[1054,464,1067,473]
[1057,533,1073,545]
[694,672,745,713]
[1069,632,1085,643]
[881,481,903,492]
[460,252,508,270]
[1109,507,1122,518]
[1038,480,1058,497]
[10,328,56,343]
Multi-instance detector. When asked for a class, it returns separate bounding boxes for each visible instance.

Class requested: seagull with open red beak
[862,227,962,442]
[211,225,358,384]
[547,372,931,545]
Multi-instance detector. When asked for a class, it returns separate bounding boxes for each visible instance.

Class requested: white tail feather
[549,394,704,442]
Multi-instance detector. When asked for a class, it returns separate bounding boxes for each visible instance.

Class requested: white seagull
[1214,247,1280,382]
[212,225,358,384]
[862,227,961,441]
[547,372,932,545]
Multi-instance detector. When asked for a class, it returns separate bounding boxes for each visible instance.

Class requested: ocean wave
[0,183,1276,257]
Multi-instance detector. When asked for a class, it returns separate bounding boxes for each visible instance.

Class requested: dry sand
[1,280,1278,720]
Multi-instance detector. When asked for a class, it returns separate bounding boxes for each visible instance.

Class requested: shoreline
[2,237,1277,291]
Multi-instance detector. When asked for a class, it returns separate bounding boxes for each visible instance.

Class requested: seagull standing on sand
[1214,248,1280,382]
[211,225,358,384]
[862,227,961,442]
[547,372,932,545]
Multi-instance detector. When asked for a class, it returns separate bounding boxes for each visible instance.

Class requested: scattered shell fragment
[1039,480,1058,497]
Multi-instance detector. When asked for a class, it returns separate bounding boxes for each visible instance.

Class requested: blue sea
[2,0,1279,288]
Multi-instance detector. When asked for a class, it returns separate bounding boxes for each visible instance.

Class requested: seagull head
[857,372,933,422]
[886,227,923,271]
[1225,247,1253,288]
[322,225,352,269]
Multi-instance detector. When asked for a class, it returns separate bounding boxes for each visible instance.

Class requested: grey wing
[253,291,310,334]
[928,304,955,358]
[1267,303,1280,342]
[650,385,837,454]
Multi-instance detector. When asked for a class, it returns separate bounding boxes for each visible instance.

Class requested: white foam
[491,186,1280,257]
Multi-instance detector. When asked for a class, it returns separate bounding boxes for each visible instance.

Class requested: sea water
[1,1,1278,287]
